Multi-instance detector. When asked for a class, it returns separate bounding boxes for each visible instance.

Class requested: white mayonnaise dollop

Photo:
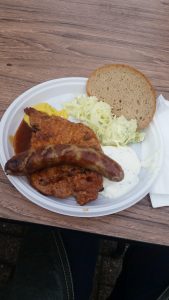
[100,146,141,198]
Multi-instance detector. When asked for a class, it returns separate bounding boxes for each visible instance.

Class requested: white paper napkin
[150,94,169,208]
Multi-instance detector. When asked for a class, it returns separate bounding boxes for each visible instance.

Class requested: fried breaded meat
[25,108,103,205]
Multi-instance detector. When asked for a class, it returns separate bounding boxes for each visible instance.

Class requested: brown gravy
[13,120,32,154]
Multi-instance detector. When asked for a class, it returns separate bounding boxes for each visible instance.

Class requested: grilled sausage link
[5,144,124,181]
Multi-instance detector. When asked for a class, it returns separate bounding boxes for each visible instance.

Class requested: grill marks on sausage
[5,144,124,181]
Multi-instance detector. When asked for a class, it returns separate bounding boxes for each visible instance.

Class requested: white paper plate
[0,78,164,217]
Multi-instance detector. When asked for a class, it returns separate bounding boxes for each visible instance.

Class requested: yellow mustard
[24,102,68,126]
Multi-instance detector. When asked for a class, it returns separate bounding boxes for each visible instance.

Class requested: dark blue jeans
[108,242,169,300]
[3,225,99,300]
[2,225,169,300]
[60,228,100,300]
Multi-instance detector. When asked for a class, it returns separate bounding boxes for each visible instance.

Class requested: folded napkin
[150,94,169,208]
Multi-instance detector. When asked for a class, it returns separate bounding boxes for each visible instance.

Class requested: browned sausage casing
[5,144,124,181]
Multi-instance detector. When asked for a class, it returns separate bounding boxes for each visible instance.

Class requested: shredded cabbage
[64,95,145,146]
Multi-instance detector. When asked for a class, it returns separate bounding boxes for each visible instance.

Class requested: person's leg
[107,242,169,300]
[59,228,100,300]
[2,225,100,300]
[7,225,74,300]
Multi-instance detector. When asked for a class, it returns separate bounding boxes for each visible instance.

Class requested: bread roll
[87,64,156,129]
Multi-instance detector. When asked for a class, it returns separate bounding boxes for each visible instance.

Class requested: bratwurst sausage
[5,144,124,181]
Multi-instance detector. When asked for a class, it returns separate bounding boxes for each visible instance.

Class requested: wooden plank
[0,0,169,245]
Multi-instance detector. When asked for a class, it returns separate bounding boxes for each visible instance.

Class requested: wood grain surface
[0,0,169,246]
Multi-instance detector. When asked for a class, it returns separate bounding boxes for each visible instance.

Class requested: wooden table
[0,0,169,246]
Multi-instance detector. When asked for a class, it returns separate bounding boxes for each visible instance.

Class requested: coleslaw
[64,95,144,146]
